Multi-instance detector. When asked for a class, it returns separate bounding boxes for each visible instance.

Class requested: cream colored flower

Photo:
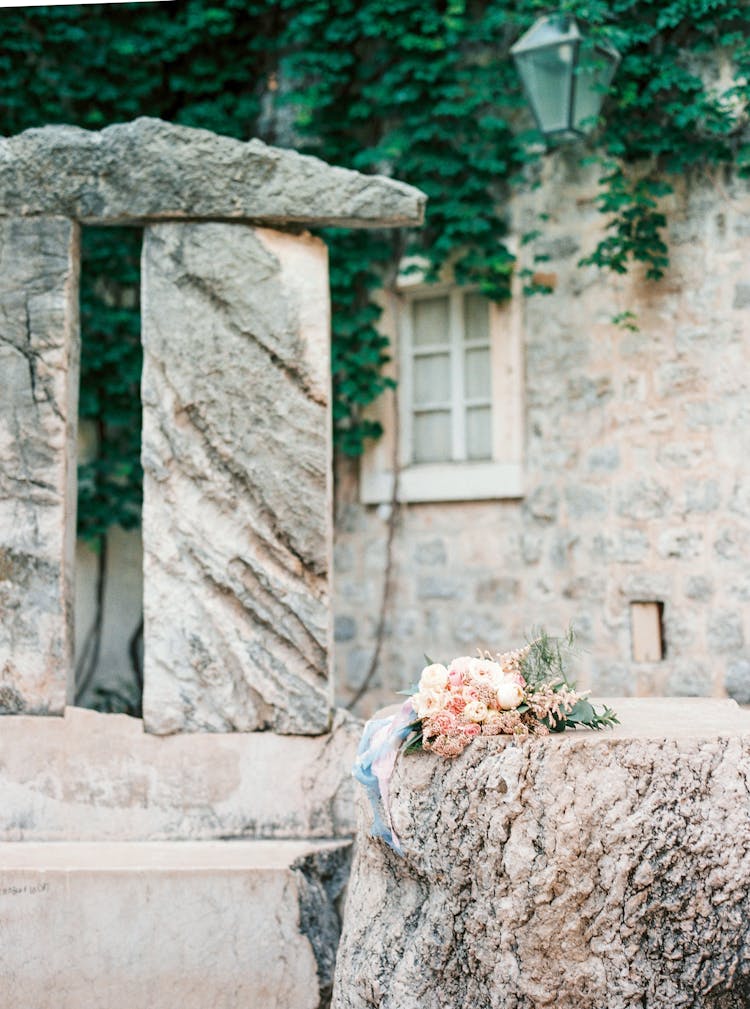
[496,678,524,711]
[448,656,478,678]
[413,687,448,719]
[419,663,449,691]
[463,699,489,723]
[470,659,501,687]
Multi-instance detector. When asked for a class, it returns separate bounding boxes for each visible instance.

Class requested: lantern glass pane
[573,45,619,133]
[516,43,574,135]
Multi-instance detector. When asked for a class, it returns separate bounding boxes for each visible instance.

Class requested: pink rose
[447,693,466,715]
[448,668,466,689]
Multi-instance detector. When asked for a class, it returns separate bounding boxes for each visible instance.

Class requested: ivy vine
[0,0,748,537]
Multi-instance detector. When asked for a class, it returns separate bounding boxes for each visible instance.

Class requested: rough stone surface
[333,699,750,1009]
[141,222,332,734]
[0,118,425,228]
[0,706,359,841]
[0,839,350,1009]
[0,217,79,715]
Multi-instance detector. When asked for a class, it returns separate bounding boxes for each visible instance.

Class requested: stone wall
[334,158,750,715]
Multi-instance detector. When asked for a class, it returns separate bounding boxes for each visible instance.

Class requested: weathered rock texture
[0,217,79,715]
[141,222,332,734]
[333,699,750,1009]
[0,839,350,1009]
[0,706,360,841]
[0,117,426,227]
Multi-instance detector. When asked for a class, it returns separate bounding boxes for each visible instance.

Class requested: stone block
[725,659,750,704]
[0,217,79,715]
[685,400,725,430]
[333,699,750,1009]
[141,223,331,735]
[417,575,464,601]
[475,576,520,605]
[729,477,750,518]
[732,281,750,308]
[665,660,714,697]
[657,528,704,559]
[684,480,720,513]
[655,361,701,398]
[346,648,374,692]
[525,484,559,523]
[0,839,350,1009]
[616,478,671,520]
[585,445,620,471]
[0,118,425,228]
[707,612,745,654]
[592,529,649,564]
[563,484,608,518]
[684,575,714,601]
[0,706,360,841]
[413,538,447,566]
[334,615,357,643]
[714,524,750,561]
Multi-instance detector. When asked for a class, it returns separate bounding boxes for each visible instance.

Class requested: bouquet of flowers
[354,630,618,853]
[402,629,619,758]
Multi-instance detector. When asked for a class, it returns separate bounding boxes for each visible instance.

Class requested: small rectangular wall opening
[630,601,665,663]
[74,226,144,715]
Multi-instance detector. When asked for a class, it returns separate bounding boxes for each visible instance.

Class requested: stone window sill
[360,461,523,504]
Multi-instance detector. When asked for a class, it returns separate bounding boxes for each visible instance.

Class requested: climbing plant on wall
[1,0,749,523]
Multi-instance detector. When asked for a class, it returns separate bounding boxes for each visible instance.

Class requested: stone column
[141,222,332,735]
[0,217,80,715]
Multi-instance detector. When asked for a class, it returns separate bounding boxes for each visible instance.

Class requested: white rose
[473,660,506,690]
[496,678,524,711]
[463,699,489,723]
[413,687,448,719]
[448,656,478,678]
[419,663,449,691]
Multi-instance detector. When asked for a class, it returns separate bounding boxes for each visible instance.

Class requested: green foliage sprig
[0,1,748,528]
[520,628,620,733]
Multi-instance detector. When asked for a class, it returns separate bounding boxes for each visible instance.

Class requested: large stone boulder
[333,699,750,1009]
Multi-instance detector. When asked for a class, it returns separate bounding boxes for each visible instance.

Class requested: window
[404,289,493,465]
[360,267,524,504]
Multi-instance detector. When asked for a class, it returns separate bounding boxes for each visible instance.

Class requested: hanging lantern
[511,13,620,142]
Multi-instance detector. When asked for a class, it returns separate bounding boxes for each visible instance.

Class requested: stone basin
[332,698,750,1009]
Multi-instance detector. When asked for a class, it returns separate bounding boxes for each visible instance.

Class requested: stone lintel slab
[0,216,79,715]
[141,222,332,735]
[333,698,750,1009]
[0,839,351,1009]
[0,706,360,841]
[0,117,426,228]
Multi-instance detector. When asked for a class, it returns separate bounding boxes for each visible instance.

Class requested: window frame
[360,266,525,505]
[401,285,495,468]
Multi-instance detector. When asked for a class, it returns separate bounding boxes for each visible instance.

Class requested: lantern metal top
[511,12,584,55]
[511,13,620,143]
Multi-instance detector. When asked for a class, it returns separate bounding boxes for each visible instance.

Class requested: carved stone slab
[0,117,426,228]
[141,222,332,735]
[0,217,79,715]
[0,839,351,1009]
[0,706,360,840]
